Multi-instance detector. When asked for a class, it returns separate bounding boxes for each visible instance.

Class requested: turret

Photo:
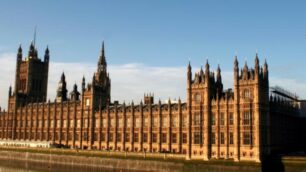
[17,44,22,60]
[8,85,12,97]
[205,59,210,84]
[82,76,86,92]
[70,83,80,101]
[263,59,268,79]
[187,61,192,86]
[56,72,68,102]
[255,53,259,76]
[28,42,35,58]
[216,64,223,98]
[44,46,50,62]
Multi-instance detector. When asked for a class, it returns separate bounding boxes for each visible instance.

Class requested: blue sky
[0,1,306,107]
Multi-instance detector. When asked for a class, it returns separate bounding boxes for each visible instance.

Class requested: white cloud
[0,53,305,110]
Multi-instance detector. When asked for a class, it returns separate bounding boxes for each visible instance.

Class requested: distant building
[0,42,305,162]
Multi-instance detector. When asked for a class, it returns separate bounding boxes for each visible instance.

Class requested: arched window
[243,89,250,99]
[194,93,201,102]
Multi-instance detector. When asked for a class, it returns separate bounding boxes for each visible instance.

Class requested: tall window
[243,111,251,125]
[229,132,234,145]
[143,133,148,143]
[243,132,251,145]
[162,133,167,143]
[243,89,250,99]
[125,133,130,142]
[220,113,225,125]
[135,118,140,128]
[220,132,225,145]
[182,116,187,127]
[195,93,201,102]
[194,112,200,126]
[194,132,201,144]
[171,117,177,127]
[110,118,115,127]
[152,133,157,143]
[182,133,187,144]
[211,132,215,144]
[229,113,234,125]
[117,133,121,142]
[211,113,215,125]
[126,118,131,128]
[153,117,158,127]
[162,117,168,127]
[134,133,139,143]
[144,117,149,127]
[172,133,177,143]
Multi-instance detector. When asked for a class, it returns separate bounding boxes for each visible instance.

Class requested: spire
[217,64,221,82]
[33,26,37,48]
[44,46,50,62]
[234,56,238,68]
[255,53,259,74]
[82,76,86,91]
[264,58,268,78]
[205,59,210,77]
[8,85,12,97]
[98,41,107,71]
[61,72,65,81]
[17,44,22,60]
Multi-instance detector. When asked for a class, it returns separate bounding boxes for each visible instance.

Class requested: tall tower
[8,43,49,111]
[92,42,111,110]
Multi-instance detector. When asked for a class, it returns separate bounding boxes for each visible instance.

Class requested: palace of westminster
[0,41,305,162]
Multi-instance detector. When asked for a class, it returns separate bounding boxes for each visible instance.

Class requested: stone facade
[0,42,305,162]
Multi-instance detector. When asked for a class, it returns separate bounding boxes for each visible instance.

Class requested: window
[243,111,251,125]
[57,120,61,128]
[243,132,251,145]
[229,132,234,145]
[135,118,140,128]
[194,112,200,126]
[211,113,215,125]
[171,117,177,127]
[109,133,114,142]
[70,120,74,127]
[101,133,105,142]
[144,117,148,127]
[95,119,99,128]
[86,98,90,106]
[182,116,187,127]
[220,132,225,145]
[229,113,234,125]
[117,133,121,142]
[102,119,107,127]
[110,118,115,127]
[126,118,131,128]
[125,133,130,142]
[162,133,167,143]
[134,133,139,143]
[243,89,250,99]
[152,133,157,143]
[153,117,158,127]
[194,93,201,102]
[172,133,177,143]
[182,133,187,144]
[211,132,215,144]
[162,117,168,127]
[220,113,224,125]
[143,133,148,143]
[194,132,201,144]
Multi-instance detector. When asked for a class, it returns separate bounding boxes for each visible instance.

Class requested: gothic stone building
[0,42,305,163]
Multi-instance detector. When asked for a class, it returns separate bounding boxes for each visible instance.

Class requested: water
[0,158,305,172]
[0,159,138,172]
